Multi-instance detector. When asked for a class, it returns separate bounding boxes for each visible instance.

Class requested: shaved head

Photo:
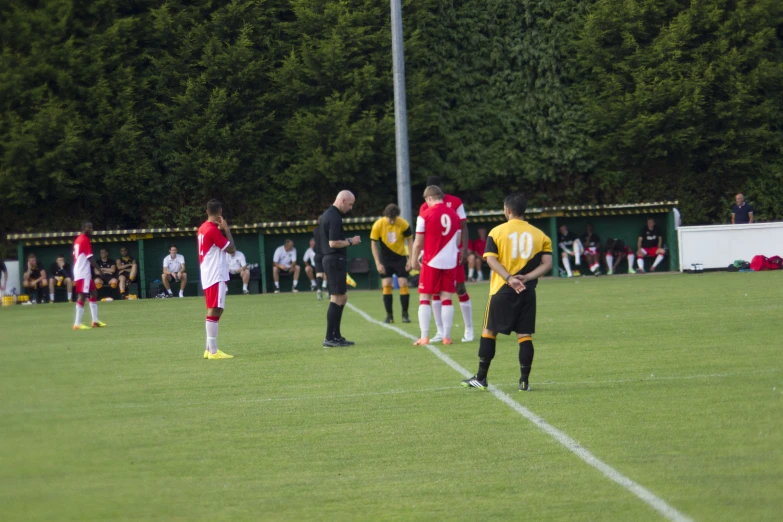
[334,190,356,214]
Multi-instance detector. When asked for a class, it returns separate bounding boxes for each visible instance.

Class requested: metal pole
[390,0,412,226]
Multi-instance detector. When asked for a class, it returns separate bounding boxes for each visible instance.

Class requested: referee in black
[318,190,362,347]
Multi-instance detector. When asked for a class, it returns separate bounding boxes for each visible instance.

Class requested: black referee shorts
[379,255,408,279]
[314,253,324,274]
[483,288,536,335]
[323,254,347,295]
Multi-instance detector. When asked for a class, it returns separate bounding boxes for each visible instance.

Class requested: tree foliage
[1,0,781,254]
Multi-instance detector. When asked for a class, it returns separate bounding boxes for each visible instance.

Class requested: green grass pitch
[1,272,781,521]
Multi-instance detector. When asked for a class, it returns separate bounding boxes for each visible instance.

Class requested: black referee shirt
[318,205,346,256]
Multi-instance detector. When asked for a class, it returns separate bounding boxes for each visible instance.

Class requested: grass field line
[346,302,694,522]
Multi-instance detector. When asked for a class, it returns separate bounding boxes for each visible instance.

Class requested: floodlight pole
[390,0,412,226]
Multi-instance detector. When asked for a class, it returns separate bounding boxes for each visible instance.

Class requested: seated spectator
[94,248,119,293]
[557,224,584,277]
[467,227,488,282]
[162,244,187,298]
[604,238,635,275]
[227,249,251,295]
[636,218,666,273]
[49,254,74,303]
[302,238,320,292]
[272,239,300,293]
[23,253,48,304]
[0,259,7,297]
[116,246,138,299]
[581,224,602,276]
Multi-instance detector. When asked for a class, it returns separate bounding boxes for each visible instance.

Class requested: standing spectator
[467,227,488,282]
[557,224,583,278]
[116,247,138,298]
[604,238,635,275]
[731,193,754,224]
[0,259,7,296]
[227,249,251,294]
[23,253,48,304]
[272,239,301,293]
[49,254,74,303]
[370,203,413,324]
[318,190,362,347]
[302,238,320,292]
[581,224,602,276]
[636,218,666,273]
[162,244,187,298]
[94,248,119,292]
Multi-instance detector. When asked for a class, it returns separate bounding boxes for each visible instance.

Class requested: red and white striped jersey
[416,203,461,269]
[72,233,93,282]
[197,220,230,288]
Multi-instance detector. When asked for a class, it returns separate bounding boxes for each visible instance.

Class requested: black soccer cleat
[518,379,530,392]
[384,315,394,324]
[322,339,341,348]
[461,376,488,390]
[401,314,411,323]
[335,337,355,346]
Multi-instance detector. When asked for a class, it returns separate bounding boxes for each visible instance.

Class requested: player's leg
[467,253,476,281]
[119,274,127,296]
[430,295,444,342]
[651,248,666,271]
[292,264,301,292]
[381,276,394,323]
[49,277,56,303]
[110,278,119,297]
[398,276,410,322]
[241,268,251,293]
[178,273,187,297]
[305,265,316,290]
[573,239,584,267]
[561,251,573,277]
[475,255,484,281]
[604,252,614,275]
[455,265,474,342]
[517,333,534,391]
[205,282,232,359]
[462,294,497,389]
[73,280,88,329]
[414,265,434,344]
[130,264,138,282]
[323,256,351,346]
[439,289,455,344]
[65,277,73,302]
[88,282,104,327]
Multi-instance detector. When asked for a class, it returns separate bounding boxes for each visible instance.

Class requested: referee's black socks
[518,336,534,381]
[334,303,344,339]
[382,285,393,316]
[326,302,341,341]
[476,333,497,380]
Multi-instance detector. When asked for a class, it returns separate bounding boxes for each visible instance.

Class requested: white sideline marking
[346,302,694,522]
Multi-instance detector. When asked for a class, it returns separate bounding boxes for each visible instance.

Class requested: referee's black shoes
[322,337,355,347]
[460,376,488,390]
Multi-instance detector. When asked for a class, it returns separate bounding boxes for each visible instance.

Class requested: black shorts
[379,255,408,279]
[229,272,244,281]
[483,288,536,335]
[314,254,324,274]
[118,271,133,280]
[323,254,347,295]
[99,273,116,285]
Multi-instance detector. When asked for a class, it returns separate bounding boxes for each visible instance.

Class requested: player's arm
[370,240,385,274]
[748,211,754,224]
[410,234,424,270]
[731,211,736,224]
[519,254,553,284]
[179,262,186,276]
[216,217,236,254]
[89,256,101,274]
[459,220,469,264]
[162,261,170,275]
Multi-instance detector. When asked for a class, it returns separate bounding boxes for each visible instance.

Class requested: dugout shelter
[8,202,679,296]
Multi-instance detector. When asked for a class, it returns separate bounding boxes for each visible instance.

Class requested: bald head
[334,190,356,214]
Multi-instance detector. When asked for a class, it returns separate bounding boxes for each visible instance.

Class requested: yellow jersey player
[461,192,553,391]
[370,204,412,323]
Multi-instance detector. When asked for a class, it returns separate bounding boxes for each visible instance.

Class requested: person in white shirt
[272,239,301,293]
[227,249,251,294]
[302,238,320,292]
[162,244,188,298]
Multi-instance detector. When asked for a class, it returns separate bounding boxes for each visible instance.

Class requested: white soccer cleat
[429,333,444,343]
[461,331,475,343]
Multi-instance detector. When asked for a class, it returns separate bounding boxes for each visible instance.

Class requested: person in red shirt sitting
[467,227,488,282]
